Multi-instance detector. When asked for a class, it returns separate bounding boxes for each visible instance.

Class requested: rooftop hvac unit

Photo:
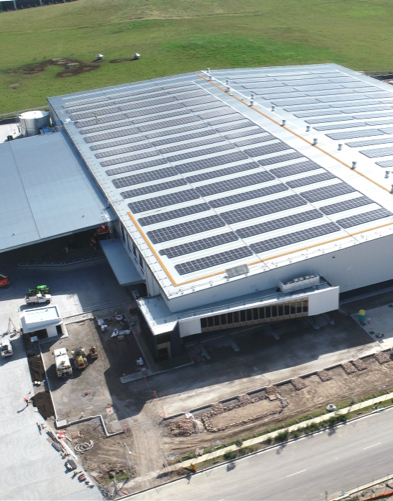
[278,274,320,293]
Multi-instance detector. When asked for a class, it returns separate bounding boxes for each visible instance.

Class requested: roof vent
[385,171,390,179]
[226,264,249,278]
[282,119,286,127]
[313,138,318,146]
[250,93,254,106]
[271,105,275,112]
[306,126,310,132]
[352,161,357,169]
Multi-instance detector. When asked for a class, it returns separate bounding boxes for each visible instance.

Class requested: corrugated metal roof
[0,130,116,252]
[47,65,393,298]
[100,238,144,285]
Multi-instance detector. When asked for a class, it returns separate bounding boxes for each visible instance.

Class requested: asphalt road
[130,408,393,501]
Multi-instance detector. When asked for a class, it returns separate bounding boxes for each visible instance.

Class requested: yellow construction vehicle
[71,348,88,370]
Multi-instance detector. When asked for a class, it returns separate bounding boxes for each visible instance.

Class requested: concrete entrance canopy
[138,278,340,337]
[20,304,65,338]
[100,238,144,285]
[0,129,116,253]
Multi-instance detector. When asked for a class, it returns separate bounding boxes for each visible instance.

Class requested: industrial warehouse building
[3,63,393,359]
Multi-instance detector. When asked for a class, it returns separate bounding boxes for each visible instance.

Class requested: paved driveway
[0,334,103,500]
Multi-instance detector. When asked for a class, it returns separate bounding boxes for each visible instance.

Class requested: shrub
[224,450,237,461]
[304,422,320,434]
[235,439,243,448]
[264,437,273,445]
[291,429,303,439]
[275,430,289,443]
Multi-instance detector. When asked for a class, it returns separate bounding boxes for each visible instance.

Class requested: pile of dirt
[170,418,195,437]
[341,362,357,375]
[375,352,391,364]
[238,395,252,406]
[28,355,45,381]
[291,378,307,391]
[31,392,54,420]
[352,359,368,371]
[317,370,332,382]
[265,386,278,400]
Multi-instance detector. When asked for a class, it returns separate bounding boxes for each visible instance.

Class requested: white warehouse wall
[164,233,393,313]
[179,318,202,338]
[308,287,340,316]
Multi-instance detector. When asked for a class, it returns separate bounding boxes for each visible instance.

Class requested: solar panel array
[227,67,393,175]
[56,74,393,278]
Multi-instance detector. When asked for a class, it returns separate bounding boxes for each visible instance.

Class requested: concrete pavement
[0,335,102,500]
[129,407,393,501]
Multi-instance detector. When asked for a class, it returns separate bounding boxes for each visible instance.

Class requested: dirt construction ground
[35,289,393,492]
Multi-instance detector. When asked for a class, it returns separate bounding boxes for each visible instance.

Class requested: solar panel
[345,137,393,148]
[360,146,393,158]
[95,142,153,159]
[90,135,146,151]
[101,150,159,167]
[119,96,176,112]
[198,108,236,120]
[215,121,255,133]
[145,122,208,139]
[151,129,216,147]
[353,113,393,120]
[294,110,341,118]
[273,98,320,106]
[376,160,393,167]
[120,178,187,197]
[196,171,274,197]
[124,103,184,119]
[131,109,191,125]
[158,136,225,154]
[113,166,179,186]
[165,144,233,163]
[319,196,374,215]
[175,247,253,275]
[337,209,391,228]
[270,160,320,178]
[327,129,385,140]
[314,122,367,131]
[174,91,206,101]
[189,101,224,112]
[342,106,393,114]
[365,120,393,126]
[243,142,290,158]
[83,126,139,141]
[286,172,335,188]
[128,189,201,213]
[64,96,109,109]
[236,209,323,238]
[207,114,245,126]
[258,151,303,166]
[138,115,200,132]
[180,96,217,107]
[138,203,211,226]
[71,106,121,121]
[186,161,261,183]
[300,183,356,203]
[84,125,141,143]
[160,232,239,258]
[233,135,275,147]
[284,104,332,112]
[210,183,288,209]
[305,116,354,125]
[176,151,249,174]
[147,215,226,244]
[250,222,340,253]
[75,113,127,128]
[106,158,168,176]
[224,128,262,140]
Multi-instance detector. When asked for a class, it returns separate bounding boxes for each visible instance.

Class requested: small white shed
[20,305,66,339]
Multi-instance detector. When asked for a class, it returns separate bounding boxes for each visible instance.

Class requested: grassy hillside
[1,0,393,113]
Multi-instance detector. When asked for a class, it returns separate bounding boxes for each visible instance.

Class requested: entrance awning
[100,239,144,286]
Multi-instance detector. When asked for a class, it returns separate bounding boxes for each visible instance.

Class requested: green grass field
[1,0,393,113]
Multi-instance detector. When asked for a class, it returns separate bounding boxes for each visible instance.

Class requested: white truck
[0,339,13,357]
[54,348,72,378]
[25,293,52,305]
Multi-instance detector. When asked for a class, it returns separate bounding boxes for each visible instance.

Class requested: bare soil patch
[209,398,282,431]
[66,418,134,484]
[10,58,99,79]
[161,354,393,458]
[28,354,45,381]
[341,362,357,374]
[32,392,54,420]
